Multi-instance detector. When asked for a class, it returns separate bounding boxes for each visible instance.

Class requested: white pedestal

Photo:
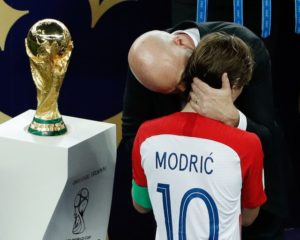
[0,110,116,240]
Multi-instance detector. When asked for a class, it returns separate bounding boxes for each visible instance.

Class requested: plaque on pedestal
[0,110,116,240]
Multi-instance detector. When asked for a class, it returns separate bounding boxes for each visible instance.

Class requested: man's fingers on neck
[192,77,211,92]
[221,73,231,90]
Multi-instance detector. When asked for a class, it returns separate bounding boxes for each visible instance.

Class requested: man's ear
[174,81,186,93]
[173,34,195,49]
[173,35,183,46]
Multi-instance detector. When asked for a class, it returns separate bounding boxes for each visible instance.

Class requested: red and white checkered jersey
[132,112,266,240]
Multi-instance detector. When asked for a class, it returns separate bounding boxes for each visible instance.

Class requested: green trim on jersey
[132,180,152,209]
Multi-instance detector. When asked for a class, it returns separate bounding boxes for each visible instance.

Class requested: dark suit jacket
[121,21,286,217]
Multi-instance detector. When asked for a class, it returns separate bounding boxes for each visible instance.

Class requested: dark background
[1,0,299,229]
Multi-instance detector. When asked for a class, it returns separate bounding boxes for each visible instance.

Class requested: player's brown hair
[181,32,254,100]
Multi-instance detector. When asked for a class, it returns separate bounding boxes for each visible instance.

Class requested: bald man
[127,26,245,128]
[128,30,194,93]
[109,21,288,240]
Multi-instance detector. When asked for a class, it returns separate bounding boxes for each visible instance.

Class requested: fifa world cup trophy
[25,19,73,136]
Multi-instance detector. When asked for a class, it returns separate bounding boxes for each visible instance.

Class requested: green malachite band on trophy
[28,126,67,136]
[33,117,63,124]
[28,117,67,136]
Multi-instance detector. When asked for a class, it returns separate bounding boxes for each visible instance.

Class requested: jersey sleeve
[241,134,267,209]
[131,126,152,209]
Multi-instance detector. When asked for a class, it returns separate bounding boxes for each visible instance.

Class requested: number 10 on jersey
[157,183,219,240]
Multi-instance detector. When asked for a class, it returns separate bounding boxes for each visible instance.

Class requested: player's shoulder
[139,114,172,130]
[228,127,263,155]
[231,125,261,142]
[137,113,177,138]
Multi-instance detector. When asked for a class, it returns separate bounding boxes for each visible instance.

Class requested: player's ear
[231,85,243,101]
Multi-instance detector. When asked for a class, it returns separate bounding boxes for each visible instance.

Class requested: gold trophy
[25,19,73,136]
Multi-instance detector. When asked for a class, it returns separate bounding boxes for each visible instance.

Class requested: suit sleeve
[121,70,157,151]
[235,37,275,156]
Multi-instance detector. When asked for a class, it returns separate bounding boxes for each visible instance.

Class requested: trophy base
[28,117,67,136]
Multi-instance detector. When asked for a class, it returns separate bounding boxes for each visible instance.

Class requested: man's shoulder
[202,22,258,39]
[169,21,260,42]
[170,20,249,32]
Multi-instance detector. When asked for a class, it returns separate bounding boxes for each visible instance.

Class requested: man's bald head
[128,30,193,93]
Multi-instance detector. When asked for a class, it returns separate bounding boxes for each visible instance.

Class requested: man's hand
[190,73,240,127]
